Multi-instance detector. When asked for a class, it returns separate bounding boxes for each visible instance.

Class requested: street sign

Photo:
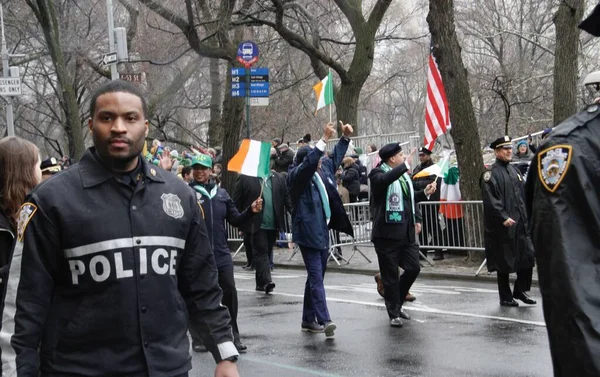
[250,97,269,106]
[119,73,143,83]
[231,67,270,97]
[236,41,259,67]
[231,87,270,97]
[231,68,268,76]
[100,52,118,66]
[0,77,21,96]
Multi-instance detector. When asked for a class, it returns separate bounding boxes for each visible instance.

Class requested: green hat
[191,154,213,168]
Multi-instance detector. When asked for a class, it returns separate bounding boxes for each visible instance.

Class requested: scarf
[380,163,415,224]
[313,173,331,225]
[193,183,218,199]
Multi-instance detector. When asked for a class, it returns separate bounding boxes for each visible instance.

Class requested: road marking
[242,355,347,377]
[238,289,546,327]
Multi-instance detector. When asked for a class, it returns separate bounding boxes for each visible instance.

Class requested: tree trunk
[553,0,585,125]
[334,82,361,132]
[208,58,223,145]
[427,0,484,262]
[220,63,245,193]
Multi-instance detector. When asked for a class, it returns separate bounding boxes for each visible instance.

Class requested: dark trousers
[300,246,331,324]
[191,267,240,344]
[497,267,533,302]
[243,233,253,267]
[373,238,421,319]
[252,229,277,287]
[419,205,442,248]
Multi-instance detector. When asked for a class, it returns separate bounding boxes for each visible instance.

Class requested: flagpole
[329,68,333,124]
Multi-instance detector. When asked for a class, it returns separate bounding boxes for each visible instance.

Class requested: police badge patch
[483,171,492,182]
[161,193,184,219]
[538,145,572,193]
[17,202,37,242]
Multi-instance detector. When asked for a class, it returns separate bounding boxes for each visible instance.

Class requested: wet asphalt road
[190,268,552,377]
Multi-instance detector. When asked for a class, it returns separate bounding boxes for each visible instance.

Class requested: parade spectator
[271,138,282,148]
[181,165,193,183]
[0,136,42,294]
[287,121,353,337]
[273,143,295,173]
[0,80,241,376]
[366,144,381,170]
[212,163,223,186]
[481,136,536,307]
[514,140,533,176]
[369,143,423,327]
[190,154,262,353]
[341,156,361,203]
[233,164,291,294]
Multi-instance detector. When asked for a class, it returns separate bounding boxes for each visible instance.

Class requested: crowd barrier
[228,200,487,272]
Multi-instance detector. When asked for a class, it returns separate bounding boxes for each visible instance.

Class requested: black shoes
[390,318,403,327]
[500,299,519,307]
[256,282,276,294]
[398,307,411,320]
[265,282,276,294]
[192,344,208,353]
[433,251,445,261]
[514,292,537,305]
[301,322,324,333]
[234,340,247,353]
[242,264,254,271]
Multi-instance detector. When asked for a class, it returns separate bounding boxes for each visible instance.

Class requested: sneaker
[398,307,411,320]
[265,282,276,294]
[390,318,403,327]
[323,321,337,337]
[301,322,324,333]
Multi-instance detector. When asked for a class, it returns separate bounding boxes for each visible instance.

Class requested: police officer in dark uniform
[0,81,240,377]
[481,136,536,307]
[524,7,600,376]
[411,147,443,260]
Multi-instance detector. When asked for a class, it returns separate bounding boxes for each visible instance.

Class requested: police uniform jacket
[369,162,422,243]
[190,181,253,271]
[481,158,534,274]
[0,149,236,377]
[525,106,600,377]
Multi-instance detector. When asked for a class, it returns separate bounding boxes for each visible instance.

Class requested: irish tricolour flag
[313,71,334,114]
[439,166,463,219]
[227,139,271,178]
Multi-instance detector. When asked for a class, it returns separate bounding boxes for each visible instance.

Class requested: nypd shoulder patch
[538,145,572,193]
[17,202,38,242]
[483,171,492,182]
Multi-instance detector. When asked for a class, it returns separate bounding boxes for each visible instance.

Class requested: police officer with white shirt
[0,81,239,377]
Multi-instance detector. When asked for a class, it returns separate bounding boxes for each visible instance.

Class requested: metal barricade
[228,213,296,260]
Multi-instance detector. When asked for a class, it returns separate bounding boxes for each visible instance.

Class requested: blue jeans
[300,246,331,324]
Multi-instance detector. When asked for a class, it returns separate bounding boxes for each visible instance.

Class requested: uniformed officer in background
[0,80,240,377]
[40,157,62,182]
[525,5,600,376]
[481,136,536,307]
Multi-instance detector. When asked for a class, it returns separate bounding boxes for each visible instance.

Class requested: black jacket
[0,210,15,294]
[272,149,295,174]
[481,159,534,274]
[0,149,236,377]
[526,105,600,377]
[369,163,422,243]
[191,181,252,270]
[342,164,361,198]
[232,172,291,235]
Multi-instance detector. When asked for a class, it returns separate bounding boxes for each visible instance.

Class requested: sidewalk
[231,243,539,285]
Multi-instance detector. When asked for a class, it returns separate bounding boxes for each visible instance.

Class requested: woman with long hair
[0,136,42,287]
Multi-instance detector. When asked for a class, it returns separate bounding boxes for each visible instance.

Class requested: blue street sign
[231,67,269,76]
[231,82,245,90]
[236,41,259,66]
[249,88,269,97]
[249,82,268,89]
[231,90,243,97]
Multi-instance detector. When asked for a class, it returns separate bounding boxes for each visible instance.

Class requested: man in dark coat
[369,143,423,327]
[233,169,292,293]
[287,121,353,337]
[523,11,600,376]
[272,143,295,174]
[411,147,443,260]
[481,136,536,307]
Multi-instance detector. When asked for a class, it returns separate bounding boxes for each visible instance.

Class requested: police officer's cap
[580,2,600,36]
[379,143,402,161]
[40,157,62,174]
[418,147,432,155]
[191,154,213,169]
[490,136,513,150]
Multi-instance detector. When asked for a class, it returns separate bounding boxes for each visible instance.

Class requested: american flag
[424,52,450,150]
